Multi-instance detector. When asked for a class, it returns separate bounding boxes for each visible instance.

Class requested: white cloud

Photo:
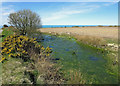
[103,2,117,6]
[43,9,91,23]
[0,5,15,26]
[2,9,14,16]
[42,2,117,25]
[42,4,101,24]
[2,5,15,16]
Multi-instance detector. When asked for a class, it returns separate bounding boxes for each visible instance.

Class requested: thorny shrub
[1,35,52,62]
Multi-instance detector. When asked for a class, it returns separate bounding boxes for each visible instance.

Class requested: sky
[0,0,119,2]
[0,2,118,25]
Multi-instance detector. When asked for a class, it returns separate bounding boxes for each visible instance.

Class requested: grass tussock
[66,70,86,84]
[34,57,65,84]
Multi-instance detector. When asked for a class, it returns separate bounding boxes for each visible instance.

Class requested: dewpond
[41,34,118,84]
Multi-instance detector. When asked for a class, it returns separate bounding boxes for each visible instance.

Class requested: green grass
[0,27,14,47]
[2,58,35,84]
[105,38,118,44]
[2,27,14,41]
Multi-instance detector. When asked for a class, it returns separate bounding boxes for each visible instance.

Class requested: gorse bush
[1,35,52,62]
[0,57,5,63]
[2,35,39,60]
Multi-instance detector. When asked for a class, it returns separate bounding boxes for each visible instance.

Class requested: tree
[8,9,42,36]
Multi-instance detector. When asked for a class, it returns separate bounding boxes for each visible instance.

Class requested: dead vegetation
[73,35,107,47]
[34,57,65,84]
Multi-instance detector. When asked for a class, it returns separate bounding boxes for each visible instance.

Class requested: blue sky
[0,2,118,25]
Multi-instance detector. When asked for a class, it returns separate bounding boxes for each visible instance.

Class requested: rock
[107,43,114,47]
[114,45,118,48]
[67,32,70,35]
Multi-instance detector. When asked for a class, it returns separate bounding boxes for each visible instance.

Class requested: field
[40,26,118,39]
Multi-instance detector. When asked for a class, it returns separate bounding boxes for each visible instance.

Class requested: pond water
[41,34,118,84]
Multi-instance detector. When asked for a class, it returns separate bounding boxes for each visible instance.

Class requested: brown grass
[34,57,65,84]
[73,35,107,46]
[40,26,118,39]
[67,70,86,84]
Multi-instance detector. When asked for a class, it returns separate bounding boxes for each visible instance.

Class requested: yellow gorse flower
[3,48,7,51]
[29,38,34,42]
[46,54,50,56]
[0,57,5,63]
[22,50,26,53]
[33,38,36,40]
[9,53,13,57]
[33,41,37,44]
[17,53,20,56]
[41,47,45,50]
[19,45,23,47]
[9,54,12,57]
[38,45,41,47]
[6,51,10,54]
[2,35,52,61]
[9,49,12,52]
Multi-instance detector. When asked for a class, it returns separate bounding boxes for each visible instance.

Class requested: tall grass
[73,35,107,47]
